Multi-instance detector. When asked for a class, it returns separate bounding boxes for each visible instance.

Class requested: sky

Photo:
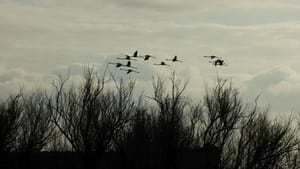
[1,0,300,116]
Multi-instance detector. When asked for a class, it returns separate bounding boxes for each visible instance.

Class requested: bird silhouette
[154,61,170,66]
[120,68,140,74]
[108,62,123,68]
[210,59,228,66]
[204,55,222,59]
[125,50,138,58]
[117,55,137,61]
[143,54,156,61]
[124,61,138,69]
[165,56,183,62]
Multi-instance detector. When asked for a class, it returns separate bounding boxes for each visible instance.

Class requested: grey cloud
[0,69,39,83]
[0,69,55,98]
[107,0,202,11]
[52,62,104,76]
[243,66,300,114]
[5,0,300,13]
[106,0,300,12]
[247,66,292,90]
[1,0,300,116]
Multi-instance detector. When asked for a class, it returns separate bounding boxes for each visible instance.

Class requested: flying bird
[117,55,137,61]
[210,59,228,66]
[125,50,139,58]
[124,61,138,69]
[143,54,156,61]
[165,56,183,62]
[108,62,123,68]
[154,61,170,66]
[204,55,222,59]
[120,68,140,74]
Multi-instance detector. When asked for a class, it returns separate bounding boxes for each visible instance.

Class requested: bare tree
[147,72,194,169]
[200,78,300,169]
[51,68,135,153]
[200,78,245,168]
[17,90,56,152]
[0,67,298,169]
[0,93,22,151]
[114,102,154,169]
[230,112,299,169]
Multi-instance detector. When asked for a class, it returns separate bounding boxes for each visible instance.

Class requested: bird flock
[108,50,228,74]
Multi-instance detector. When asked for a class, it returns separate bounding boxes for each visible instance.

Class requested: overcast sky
[1,0,300,116]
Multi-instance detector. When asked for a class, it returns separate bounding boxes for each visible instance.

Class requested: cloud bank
[1,0,300,114]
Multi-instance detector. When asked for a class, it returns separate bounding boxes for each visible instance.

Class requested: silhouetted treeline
[0,68,299,169]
